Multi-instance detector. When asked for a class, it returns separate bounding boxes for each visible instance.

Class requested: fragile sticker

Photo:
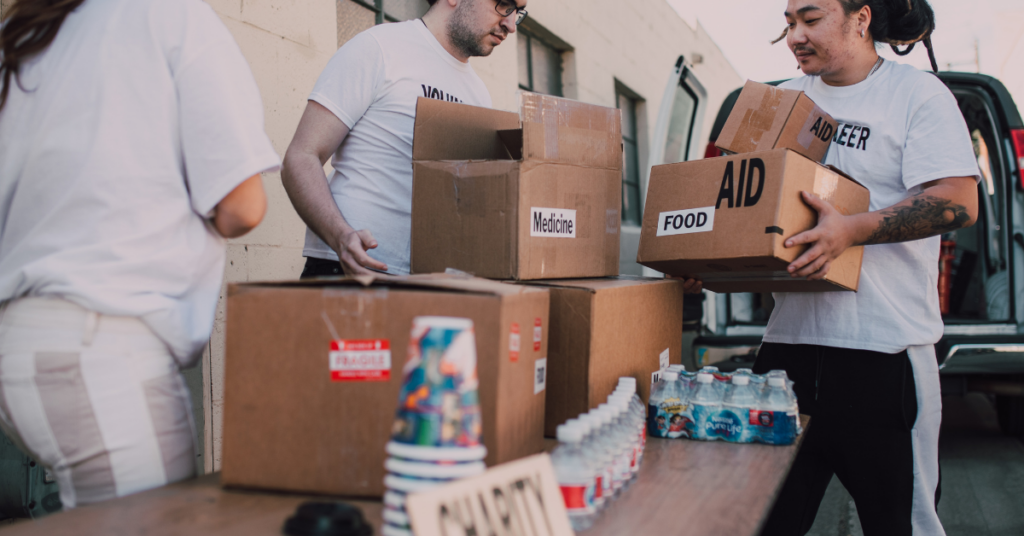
[530,207,577,238]
[509,323,521,363]
[533,318,543,351]
[329,339,391,382]
[534,358,547,394]
[656,206,715,236]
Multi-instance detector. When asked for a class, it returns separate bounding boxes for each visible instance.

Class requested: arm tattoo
[863,195,972,245]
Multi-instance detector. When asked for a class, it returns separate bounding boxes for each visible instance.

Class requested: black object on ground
[282,501,373,536]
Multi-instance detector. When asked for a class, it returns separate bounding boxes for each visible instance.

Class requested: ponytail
[771,0,940,73]
[0,0,87,112]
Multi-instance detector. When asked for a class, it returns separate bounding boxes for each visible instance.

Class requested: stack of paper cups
[382,317,487,536]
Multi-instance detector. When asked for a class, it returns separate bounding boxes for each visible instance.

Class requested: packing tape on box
[812,167,839,205]
[733,85,784,152]
[519,92,621,167]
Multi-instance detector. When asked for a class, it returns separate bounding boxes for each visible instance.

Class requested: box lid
[412,97,521,162]
[230,273,546,298]
[520,276,680,294]
[715,81,801,154]
[520,92,622,170]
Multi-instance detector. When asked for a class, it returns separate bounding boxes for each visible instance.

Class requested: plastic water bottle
[722,374,758,443]
[579,412,615,502]
[760,376,798,444]
[700,366,728,398]
[572,418,607,512]
[615,380,647,467]
[552,424,597,530]
[596,405,630,495]
[690,372,721,440]
[649,371,687,438]
[609,394,640,480]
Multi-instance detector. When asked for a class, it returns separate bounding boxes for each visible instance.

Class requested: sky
[667,0,1024,87]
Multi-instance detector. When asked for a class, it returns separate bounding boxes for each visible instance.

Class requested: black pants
[753,343,926,536]
[299,257,345,279]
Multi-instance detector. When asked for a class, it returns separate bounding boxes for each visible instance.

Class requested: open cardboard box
[637,149,870,293]
[410,93,622,280]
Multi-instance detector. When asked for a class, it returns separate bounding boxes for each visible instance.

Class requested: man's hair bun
[840,0,939,71]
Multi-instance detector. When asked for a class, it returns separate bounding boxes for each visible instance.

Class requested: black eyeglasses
[494,0,527,25]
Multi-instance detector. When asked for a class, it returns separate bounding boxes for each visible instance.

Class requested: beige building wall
[993,8,1024,114]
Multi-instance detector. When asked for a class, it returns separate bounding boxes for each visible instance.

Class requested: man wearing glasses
[283,0,527,277]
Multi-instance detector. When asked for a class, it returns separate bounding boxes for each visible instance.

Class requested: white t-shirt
[763,61,981,353]
[304,19,492,274]
[0,0,280,365]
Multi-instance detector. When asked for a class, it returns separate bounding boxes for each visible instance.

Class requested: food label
[533,318,543,351]
[509,323,520,363]
[329,339,391,381]
[534,358,547,394]
[656,206,715,236]
[530,207,577,238]
[659,348,670,370]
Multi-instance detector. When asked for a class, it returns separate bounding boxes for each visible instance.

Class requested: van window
[662,82,699,165]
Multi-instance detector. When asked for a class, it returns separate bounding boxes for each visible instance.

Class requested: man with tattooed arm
[743,1,980,535]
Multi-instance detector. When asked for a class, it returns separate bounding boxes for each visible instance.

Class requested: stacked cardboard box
[638,81,870,292]
[221,275,549,497]
[408,92,685,436]
[221,93,686,498]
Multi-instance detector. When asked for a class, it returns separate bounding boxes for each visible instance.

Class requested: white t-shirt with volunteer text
[304,19,492,274]
[763,61,981,353]
[0,0,280,365]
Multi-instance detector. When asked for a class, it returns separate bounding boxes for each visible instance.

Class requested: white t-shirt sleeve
[169,1,281,217]
[901,84,981,190]
[309,32,386,129]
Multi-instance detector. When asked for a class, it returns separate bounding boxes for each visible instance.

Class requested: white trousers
[0,297,196,508]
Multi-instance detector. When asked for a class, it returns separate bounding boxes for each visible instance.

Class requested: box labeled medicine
[637,149,870,293]
[410,93,622,280]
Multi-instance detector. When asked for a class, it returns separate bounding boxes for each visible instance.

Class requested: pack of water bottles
[550,377,647,532]
[647,366,802,445]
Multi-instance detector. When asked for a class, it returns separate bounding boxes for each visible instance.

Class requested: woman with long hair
[0,0,279,508]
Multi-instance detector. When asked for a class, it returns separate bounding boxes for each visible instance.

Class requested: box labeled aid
[637,149,870,293]
[410,93,622,280]
[715,80,838,163]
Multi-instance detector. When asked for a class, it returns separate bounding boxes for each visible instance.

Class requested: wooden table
[2,418,807,536]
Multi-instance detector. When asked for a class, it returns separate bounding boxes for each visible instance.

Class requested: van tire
[995,395,1024,437]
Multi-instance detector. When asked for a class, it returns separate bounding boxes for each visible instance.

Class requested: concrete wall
[195,0,741,472]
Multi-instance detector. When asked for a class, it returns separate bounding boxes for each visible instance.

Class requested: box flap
[518,276,679,293]
[230,273,545,298]
[519,92,622,170]
[412,97,521,161]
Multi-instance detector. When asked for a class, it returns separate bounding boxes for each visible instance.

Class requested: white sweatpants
[0,297,196,508]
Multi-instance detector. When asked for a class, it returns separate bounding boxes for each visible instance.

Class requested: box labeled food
[410,93,622,280]
[221,274,549,498]
[515,277,684,436]
[716,80,838,163]
[637,149,870,293]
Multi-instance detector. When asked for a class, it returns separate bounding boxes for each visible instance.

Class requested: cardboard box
[637,149,870,293]
[410,93,622,280]
[220,275,550,498]
[516,277,684,437]
[716,80,837,163]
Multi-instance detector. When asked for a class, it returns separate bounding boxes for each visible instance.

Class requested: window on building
[518,29,563,97]
[618,89,642,225]
[353,0,429,24]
